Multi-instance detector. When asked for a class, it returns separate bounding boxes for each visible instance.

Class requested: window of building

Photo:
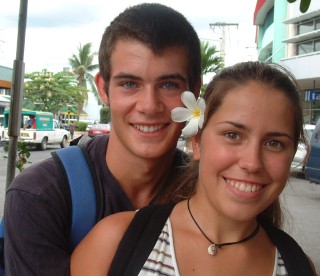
[316,18,320,30]
[298,20,314,35]
[297,17,320,35]
[296,37,320,55]
[315,39,320,52]
[297,40,313,55]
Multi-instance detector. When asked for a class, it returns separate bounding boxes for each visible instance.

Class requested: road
[0,145,319,273]
[281,173,320,273]
[0,144,60,218]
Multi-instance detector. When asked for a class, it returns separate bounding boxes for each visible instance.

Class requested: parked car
[88,123,110,137]
[291,124,315,171]
[305,119,320,184]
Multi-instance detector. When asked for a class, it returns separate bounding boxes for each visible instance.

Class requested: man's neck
[106,138,176,209]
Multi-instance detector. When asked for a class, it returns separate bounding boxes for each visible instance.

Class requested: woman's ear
[192,135,201,160]
[95,72,109,105]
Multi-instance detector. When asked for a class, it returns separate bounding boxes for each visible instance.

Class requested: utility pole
[209,22,239,61]
[6,0,28,189]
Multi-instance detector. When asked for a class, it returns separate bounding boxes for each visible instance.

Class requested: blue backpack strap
[52,145,103,251]
[0,218,4,238]
[0,218,4,275]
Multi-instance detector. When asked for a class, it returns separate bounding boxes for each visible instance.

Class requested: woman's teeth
[226,179,262,192]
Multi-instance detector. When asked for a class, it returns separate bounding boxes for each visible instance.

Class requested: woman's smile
[224,177,263,193]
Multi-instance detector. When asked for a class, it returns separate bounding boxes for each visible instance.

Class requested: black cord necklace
[187,198,260,256]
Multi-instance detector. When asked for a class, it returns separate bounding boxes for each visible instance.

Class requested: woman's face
[193,82,295,222]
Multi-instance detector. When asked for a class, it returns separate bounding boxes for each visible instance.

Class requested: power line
[209,22,239,61]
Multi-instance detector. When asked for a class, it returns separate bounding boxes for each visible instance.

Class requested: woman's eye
[266,140,283,149]
[224,132,240,140]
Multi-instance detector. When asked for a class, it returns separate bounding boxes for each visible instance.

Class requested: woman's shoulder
[90,211,136,242]
[71,211,137,275]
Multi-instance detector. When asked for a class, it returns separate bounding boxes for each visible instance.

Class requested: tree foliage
[68,43,100,104]
[23,69,87,115]
[201,41,224,76]
[287,0,311,13]
[200,41,224,95]
[3,142,31,172]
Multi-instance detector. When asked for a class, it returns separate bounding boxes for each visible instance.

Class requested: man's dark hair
[98,3,201,93]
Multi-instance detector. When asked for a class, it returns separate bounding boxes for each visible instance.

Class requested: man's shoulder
[70,134,108,149]
[7,157,64,196]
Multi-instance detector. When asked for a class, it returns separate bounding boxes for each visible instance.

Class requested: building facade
[254,0,320,124]
[0,65,12,115]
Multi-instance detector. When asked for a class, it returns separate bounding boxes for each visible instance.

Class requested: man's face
[102,39,191,160]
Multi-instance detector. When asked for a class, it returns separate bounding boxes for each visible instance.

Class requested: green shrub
[75,121,88,131]
[100,106,111,123]
[3,142,31,172]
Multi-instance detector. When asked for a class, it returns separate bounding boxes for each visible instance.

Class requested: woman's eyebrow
[218,121,246,130]
[219,121,294,140]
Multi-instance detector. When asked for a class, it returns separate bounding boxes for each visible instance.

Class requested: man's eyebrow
[219,121,294,140]
[113,73,141,80]
[158,73,187,83]
[112,73,187,83]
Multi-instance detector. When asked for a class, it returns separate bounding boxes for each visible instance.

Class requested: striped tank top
[139,219,288,276]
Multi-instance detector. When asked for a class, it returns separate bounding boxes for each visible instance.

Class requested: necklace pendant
[208,244,217,256]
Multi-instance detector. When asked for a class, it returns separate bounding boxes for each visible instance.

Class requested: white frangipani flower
[171,91,206,137]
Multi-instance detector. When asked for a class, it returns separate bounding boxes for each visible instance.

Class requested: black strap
[260,219,315,276]
[109,205,314,276]
[109,203,175,276]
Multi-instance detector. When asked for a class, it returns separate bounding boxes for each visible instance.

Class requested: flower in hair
[171,91,206,137]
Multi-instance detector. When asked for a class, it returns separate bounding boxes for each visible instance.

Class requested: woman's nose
[238,144,263,173]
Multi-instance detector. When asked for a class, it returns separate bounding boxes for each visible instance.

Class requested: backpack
[109,204,315,276]
[0,144,103,275]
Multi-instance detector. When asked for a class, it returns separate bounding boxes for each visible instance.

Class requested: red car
[88,123,110,136]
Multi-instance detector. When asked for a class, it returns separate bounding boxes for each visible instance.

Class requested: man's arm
[4,159,71,276]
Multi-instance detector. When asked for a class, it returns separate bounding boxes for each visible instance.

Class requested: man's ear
[192,135,201,160]
[95,72,109,105]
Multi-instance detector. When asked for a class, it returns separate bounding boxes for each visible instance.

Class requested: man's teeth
[134,124,164,133]
[227,179,262,192]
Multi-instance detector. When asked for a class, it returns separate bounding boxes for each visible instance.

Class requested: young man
[4,3,201,275]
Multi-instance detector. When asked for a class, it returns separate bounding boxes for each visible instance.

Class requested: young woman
[71,61,316,275]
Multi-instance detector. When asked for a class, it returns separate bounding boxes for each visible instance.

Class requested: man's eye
[224,132,240,140]
[122,82,137,89]
[162,83,178,90]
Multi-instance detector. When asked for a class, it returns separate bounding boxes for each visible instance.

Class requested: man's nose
[136,88,164,115]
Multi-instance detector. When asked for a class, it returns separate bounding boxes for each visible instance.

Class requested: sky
[0,0,258,75]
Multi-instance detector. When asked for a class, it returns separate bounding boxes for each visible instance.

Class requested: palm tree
[201,41,224,76]
[200,41,224,95]
[68,43,100,104]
